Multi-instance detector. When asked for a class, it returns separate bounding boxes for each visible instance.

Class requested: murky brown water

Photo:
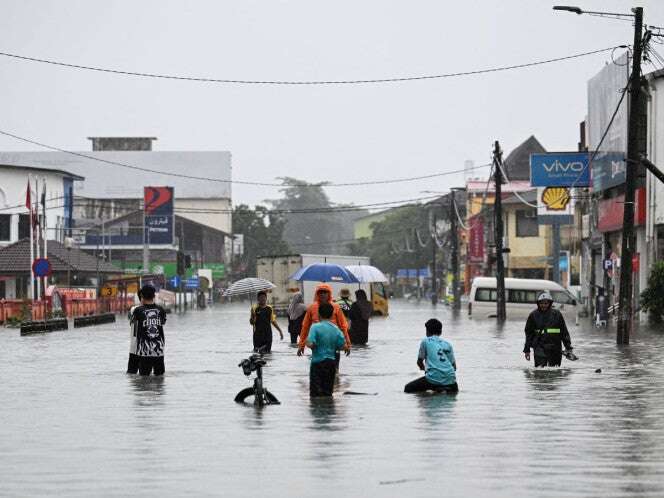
[1,301,663,497]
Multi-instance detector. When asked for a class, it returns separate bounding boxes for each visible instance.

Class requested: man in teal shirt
[306,303,348,397]
[404,318,458,394]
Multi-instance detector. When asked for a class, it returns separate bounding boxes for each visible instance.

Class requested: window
[551,290,576,305]
[0,214,10,241]
[516,209,539,237]
[18,214,30,240]
[475,288,497,302]
[508,289,537,304]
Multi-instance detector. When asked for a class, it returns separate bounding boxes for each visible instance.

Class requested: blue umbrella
[290,263,360,283]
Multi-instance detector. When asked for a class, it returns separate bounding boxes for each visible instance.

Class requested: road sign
[100,286,117,297]
[32,258,52,277]
[530,152,590,187]
[184,277,199,289]
[169,275,181,287]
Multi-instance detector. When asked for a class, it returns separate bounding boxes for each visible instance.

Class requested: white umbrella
[223,278,276,297]
[345,265,388,283]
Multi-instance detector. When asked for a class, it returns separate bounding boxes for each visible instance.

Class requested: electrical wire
[0,47,621,86]
[0,129,491,188]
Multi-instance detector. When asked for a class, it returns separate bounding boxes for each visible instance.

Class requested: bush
[640,261,664,323]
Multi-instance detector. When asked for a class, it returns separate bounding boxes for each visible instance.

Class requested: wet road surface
[1,301,663,497]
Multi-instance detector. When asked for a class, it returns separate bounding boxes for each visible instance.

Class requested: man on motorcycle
[523,291,574,367]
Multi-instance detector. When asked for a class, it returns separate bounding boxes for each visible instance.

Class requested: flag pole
[42,177,47,291]
[35,178,41,301]
[27,176,34,309]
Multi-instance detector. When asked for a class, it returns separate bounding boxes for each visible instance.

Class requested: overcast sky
[1,0,663,209]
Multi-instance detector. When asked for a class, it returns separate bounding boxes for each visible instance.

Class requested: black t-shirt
[131,304,167,357]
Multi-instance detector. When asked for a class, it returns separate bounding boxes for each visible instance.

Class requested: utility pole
[493,141,506,322]
[450,189,461,310]
[142,210,150,273]
[617,6,644,345]
[431,211,437,305]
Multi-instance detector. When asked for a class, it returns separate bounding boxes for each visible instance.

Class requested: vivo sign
[530,152,591,187]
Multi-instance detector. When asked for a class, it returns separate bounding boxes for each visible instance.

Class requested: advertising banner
[468,215,484,263]
[530,152,590,187]
[144,186,174,245]
[537,187,574,225]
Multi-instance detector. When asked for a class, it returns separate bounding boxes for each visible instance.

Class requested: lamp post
[64,236,74,287]
[554,5,644,344]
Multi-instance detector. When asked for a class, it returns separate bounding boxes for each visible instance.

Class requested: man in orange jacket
[297,283,351,360]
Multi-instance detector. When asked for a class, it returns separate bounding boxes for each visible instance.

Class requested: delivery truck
[256,254,389,316]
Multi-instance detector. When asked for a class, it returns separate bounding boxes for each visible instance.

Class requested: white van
[469,277,578,322]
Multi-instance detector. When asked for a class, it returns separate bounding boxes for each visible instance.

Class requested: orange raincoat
[298,283,350,348]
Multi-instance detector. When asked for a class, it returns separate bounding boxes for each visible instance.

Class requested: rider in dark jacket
[524,292,573,367]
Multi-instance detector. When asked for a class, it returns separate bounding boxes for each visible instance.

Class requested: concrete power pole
[617,6,644,345]
[493,141,507,322]
[451,189,461,310]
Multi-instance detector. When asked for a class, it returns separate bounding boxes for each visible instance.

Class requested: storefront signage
[537,187,574,225]
[592,152,626,192]
[530,152,590,187]
[598,188,646,232]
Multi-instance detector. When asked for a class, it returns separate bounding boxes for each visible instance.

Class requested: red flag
[25,180,31,211]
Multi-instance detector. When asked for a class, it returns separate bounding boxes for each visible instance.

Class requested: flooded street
[1,300,664,498]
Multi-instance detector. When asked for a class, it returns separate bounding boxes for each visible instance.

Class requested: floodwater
[1,301,664,498]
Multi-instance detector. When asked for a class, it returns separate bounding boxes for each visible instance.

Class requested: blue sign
[559,253,568,272]
[184,277,199,289]
[530,152,590,187]
[169,275,181,287]
[396,268,431,278]
[32,258,52,277]
[592,151,625,192]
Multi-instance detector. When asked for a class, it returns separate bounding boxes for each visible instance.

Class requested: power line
[0,129,491,187]
[0,47,620,85]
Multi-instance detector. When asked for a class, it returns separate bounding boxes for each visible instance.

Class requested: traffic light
[176,251,185,276]
[184,254,192,269]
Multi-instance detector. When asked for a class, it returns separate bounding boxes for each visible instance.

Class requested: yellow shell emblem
[542,187,570,211]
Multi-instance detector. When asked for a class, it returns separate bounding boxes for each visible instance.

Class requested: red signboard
[598,187,646,233]
[468,215,484,263]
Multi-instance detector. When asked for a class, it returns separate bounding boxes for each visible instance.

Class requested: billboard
[537,187,574,225]
[144,187,174,245]
[587,51,629,192]
[530,152,590,187]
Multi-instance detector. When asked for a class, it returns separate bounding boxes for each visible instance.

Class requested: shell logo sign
[541,187,571,211]
[537,187,574,225]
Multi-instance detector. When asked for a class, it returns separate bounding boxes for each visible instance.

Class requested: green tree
[350,205,432,275]
[232,204,290,278]
[269,177,367,255]
[640,261,664,323]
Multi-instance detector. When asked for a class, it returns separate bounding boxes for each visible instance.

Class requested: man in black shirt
[524,291,573,367]
[131,285,167,376]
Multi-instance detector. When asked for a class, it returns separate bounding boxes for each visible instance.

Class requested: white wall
[175,198,232,234]
[0,167,71,246]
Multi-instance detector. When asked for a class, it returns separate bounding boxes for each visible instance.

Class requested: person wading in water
[287,292,307,345]
[349,289,372,345]
[250,291,283,353]
[335,288,353,319]
[297,283,350,371]
[523,292,574,367]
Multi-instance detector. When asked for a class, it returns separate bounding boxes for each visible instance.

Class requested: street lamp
[553,6,635,19]
[64,236,74,287]
[554,4,643,345]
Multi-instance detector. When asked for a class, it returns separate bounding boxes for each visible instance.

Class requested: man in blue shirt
[404,318,458,394]
[306,303,349,397]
